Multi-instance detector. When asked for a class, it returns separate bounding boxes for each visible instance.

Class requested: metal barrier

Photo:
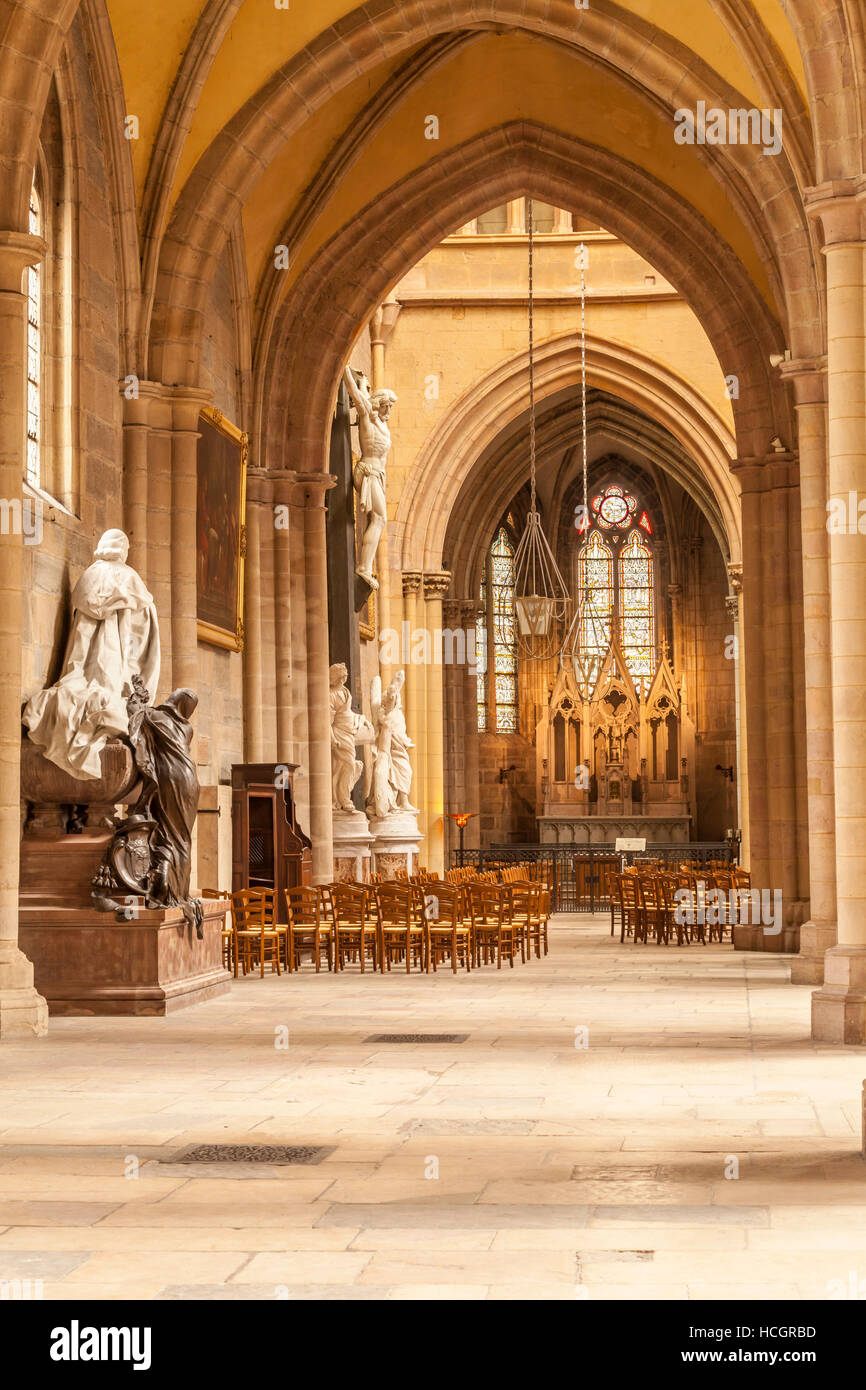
[449,843,735,913]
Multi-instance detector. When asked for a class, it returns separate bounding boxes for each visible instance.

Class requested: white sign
[615,837,646,851]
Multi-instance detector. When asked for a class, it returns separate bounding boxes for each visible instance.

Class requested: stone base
[0,944,48,1038]
[332,809,374,883]
[790,919,837,985]
[811,946,866,1045]
[18,899,231,1017]
[369,811,423,879]
[733,922,800,954]
[538,814,691,845]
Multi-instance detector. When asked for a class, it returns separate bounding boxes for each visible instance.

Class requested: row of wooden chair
[611,866,752,946]
[211,879,551,976]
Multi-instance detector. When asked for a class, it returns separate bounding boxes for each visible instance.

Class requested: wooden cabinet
[231,764,312,920]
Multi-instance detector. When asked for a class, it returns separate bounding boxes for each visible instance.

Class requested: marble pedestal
[369,810,423,879]
[332,809,374,883]
[18,827,230,1017]
[19,899,231,1016]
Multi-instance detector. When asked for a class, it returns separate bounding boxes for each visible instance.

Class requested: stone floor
[0,917,864,1301]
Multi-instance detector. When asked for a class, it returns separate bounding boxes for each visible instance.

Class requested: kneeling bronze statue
[92,676,203,936]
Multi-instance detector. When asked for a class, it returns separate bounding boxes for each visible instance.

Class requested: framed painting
[196,406,247,652]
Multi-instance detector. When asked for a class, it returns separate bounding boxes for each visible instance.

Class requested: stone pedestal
[19,898,231,1017]
[369,810,423,879]
[811,947,866,1044]
[791,919,837,984]
[332,809,374,883]
[732,922,800,954]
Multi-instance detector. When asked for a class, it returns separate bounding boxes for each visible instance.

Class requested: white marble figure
[23,529,160,780]
[329,663,373,812]
[368,670,418,820]
[343,365,397,590]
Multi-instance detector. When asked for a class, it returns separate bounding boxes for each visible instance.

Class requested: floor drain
[365,1033,468,1043]
[164,1144,335,1165]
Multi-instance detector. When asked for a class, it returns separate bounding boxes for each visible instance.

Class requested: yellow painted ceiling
[104,0,805,219]
[259,33,776,314]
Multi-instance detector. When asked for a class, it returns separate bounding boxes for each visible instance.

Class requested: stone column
[424,570,452,876]
[272,470,294,758]
[507,199,527,234]
[243,468,269,762]
[733,455,805,930]
[121,381,158,582]
[300,473,337,884]
[401,571,424,839]
[805,184,866,1040]
[169,389,212,691]
[727,562,749,868]
[0,231,47,1036]
[780,359,837,985]
[553,208,573,233]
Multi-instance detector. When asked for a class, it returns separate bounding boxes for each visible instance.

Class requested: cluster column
[299,473,336,884]
[0,231,47,1036]
[806,183,866,1041]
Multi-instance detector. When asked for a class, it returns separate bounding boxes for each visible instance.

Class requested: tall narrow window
[477,526,519,733]
[476,567,488,731]
[619,530,654,692]
[26,186,41,489]
[576,484,656,693]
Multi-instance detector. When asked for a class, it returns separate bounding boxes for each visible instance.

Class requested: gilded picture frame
[196,406,248,653]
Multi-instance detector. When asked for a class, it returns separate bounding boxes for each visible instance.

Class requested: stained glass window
[477,527,519,733]
[26,186,40,489]
[578,531,613,662]
[619,530,654,693]
[576,489,656,693]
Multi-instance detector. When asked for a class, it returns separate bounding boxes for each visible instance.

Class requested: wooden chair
[422,883,472,973]
[331,883,380,972]
[376,882,425,972]
[618,873,641,943]
[635,874,668,945]
[284,886,333,971]
[231,888,282,977]
[512,883,548,960]
[468,884,520,968]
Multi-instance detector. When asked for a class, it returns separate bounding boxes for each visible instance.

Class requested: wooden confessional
[231,763,312,921]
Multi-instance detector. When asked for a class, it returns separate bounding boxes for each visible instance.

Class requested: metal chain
[581,243,587,524]
[528,197,536,516]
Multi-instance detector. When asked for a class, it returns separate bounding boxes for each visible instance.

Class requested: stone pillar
[121,381,158,582]
[0,231,47,1036]
[727,563,749,868]
[780,359,837,985]
[169,389,211,691]
[733,455,806,933]
[244,468,269,762]
[667,582,682,668]
[272,471,294,759]
[300,474,337,883]
[553,208,573,233]
[805,185,866,1040]
[401,570,424,839]
[507,199,527,234]
[423,570,452,876]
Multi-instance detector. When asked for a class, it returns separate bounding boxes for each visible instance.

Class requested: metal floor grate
[364,1033,468,1043]
[164,1144,335,1165]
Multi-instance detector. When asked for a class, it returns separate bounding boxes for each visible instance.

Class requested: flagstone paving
[0,918,863,1301]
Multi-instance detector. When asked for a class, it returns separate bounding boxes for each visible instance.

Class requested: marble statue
[92,676,203,935]
[329,662,373,812]
[23,529,160,780]
[343,365,397,590]
[368,669,418,820]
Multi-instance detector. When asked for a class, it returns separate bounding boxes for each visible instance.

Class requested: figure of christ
[343,365,397,590]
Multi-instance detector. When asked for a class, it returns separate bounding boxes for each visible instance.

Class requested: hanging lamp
[511,198,570,660]
[561,241,612,698]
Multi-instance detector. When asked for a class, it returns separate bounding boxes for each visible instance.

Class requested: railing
[449,843,736,913]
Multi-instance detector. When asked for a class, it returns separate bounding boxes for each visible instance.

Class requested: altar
[536,640,694,847]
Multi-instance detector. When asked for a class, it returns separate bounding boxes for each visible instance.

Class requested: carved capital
[725,594,740,622]
[727,562,743,595]
[402,570,423,597]
[424,570,453,601]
